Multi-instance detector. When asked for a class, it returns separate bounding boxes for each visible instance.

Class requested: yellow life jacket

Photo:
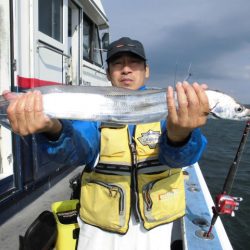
[80,122,185,234]
[99,123,160,165]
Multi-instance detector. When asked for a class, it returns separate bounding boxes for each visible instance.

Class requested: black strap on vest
[100,122,126,129]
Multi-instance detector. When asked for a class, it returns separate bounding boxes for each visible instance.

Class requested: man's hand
[5,90,62,137]
[166,81,209,144]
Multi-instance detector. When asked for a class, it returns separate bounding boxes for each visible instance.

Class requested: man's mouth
[120,78,133,84]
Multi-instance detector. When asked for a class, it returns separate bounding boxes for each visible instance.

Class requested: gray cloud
[103,0,250,103]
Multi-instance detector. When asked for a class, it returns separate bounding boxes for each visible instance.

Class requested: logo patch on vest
[137,130,160,149]
[158,189,179,201]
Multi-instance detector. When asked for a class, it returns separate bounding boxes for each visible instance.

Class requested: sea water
[200,119,250,250]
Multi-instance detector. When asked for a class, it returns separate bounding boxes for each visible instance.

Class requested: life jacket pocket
[138,168,185,230]
[80,176,130,234]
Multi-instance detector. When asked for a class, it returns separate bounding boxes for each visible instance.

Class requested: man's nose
[121,63,132,73]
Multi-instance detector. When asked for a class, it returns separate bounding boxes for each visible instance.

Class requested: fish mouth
[244,108,250,120]
[236,108,250,121]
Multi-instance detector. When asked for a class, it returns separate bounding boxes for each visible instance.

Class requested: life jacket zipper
[88,180,125,215]
[129,141,140,222]
[142,180,158,211]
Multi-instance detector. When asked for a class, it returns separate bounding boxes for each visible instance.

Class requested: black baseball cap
[106,37,146,62]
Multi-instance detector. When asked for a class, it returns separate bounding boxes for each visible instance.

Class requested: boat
[0,0,110,221]
[0,0,234,249]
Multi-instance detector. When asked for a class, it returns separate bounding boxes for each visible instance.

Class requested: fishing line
[173,60,178,87]
[184,62,192,82]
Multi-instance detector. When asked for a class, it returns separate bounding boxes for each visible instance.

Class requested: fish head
[206,90,250,121]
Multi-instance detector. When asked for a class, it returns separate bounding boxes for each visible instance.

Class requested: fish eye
[235,106,244,113]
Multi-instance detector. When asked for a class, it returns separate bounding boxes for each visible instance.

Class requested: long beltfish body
[0,85,249,129]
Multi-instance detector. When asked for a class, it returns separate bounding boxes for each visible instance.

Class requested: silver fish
[0,85,249,129]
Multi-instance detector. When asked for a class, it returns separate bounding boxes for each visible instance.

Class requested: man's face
[107,53,149,90]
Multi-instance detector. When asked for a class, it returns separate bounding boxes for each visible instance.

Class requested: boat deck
[0,166,84,250]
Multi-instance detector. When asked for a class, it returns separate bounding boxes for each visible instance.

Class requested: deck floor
[0,166,83,250]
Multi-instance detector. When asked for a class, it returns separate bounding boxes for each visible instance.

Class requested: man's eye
[113,61,122,65]
[131,60,140,64]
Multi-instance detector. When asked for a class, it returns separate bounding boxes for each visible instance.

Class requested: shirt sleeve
[159,121,207,168]
[35,120,100,168]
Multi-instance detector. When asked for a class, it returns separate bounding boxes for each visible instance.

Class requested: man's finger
[167,86,178,123]
[3,91,18,101]
[176,82,188,119]
[182,82,200,118]
[7,99,19,132]
[15,95,29,135]
[24,92,36,132]
[192,82,210,115]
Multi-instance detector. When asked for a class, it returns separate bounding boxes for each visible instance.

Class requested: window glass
[83,14,103,66]
[93,27,102,66]
[68,6,72,38]
[83,17,91,61]
[39,0,63,42]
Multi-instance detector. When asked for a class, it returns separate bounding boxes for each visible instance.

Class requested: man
[7,37,209,250]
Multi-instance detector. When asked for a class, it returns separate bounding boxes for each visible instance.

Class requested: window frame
[83,14,103,67]
[38,0,63,43]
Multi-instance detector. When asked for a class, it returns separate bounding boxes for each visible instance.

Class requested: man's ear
[106,69,111,81]
[145,65,150,79]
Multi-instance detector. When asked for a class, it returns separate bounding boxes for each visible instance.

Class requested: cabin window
[39,0,63,42]
[93,27,102,66]
[83,16,92,61]
[68,6,72,38]
[83,14,103,66]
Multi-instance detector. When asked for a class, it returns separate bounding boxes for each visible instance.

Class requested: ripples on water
[199,119,250,250]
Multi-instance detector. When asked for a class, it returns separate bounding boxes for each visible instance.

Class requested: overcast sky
[102,0,250,104]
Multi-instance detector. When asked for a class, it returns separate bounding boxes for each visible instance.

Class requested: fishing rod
[205,120,250,238]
